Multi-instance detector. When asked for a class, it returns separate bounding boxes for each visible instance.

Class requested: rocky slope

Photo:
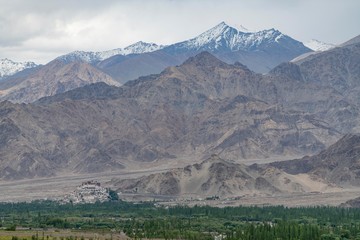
[112,155,335,197]
[340,34,360,47]
[0,60,120,103]
[271,134,360,186]
[0,52,342,180]
[279,42,360,95]
[114,133,360,198]
[269,41,360,133]
[40,52,342,158]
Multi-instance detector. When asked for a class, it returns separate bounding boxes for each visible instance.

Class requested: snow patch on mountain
[304,39,335,51]
[0,58,38,78]
[123,41,163,55]
[58,41,165,64]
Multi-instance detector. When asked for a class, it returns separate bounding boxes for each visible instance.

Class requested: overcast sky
[1,0,359,64]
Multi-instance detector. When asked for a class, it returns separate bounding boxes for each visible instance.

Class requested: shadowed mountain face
[269,42,360,134]
[0,52,343,180]
[290,43,360,95]
[272,42,360,101]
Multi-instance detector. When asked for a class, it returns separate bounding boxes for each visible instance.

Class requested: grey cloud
[0,0,119,46]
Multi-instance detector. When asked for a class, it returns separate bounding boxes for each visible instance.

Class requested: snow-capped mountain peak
[58,51,100,64]
[304,39,335,51]
[99,41,164,60]
[58,41,165,64]
[123,41,164,55]
[199,22,232,43]
[0,58,38,78]
[57,22,309,66]
[177,22,239,51]
[174,22,295,52]
[210,21,232,33]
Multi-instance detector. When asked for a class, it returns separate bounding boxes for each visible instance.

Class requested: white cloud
[0,0,359,63]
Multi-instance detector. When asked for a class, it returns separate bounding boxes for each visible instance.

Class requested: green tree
[108,189,119,201]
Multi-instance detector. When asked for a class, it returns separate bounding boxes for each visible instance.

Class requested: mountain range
[0,22,312,103]
[0,34,359,180]
[0,52,319,179]
[58,21,311,74]
[113,133,360,198]
[109,38,360,199]
[95,22,311,83]
[57,41,164,64]
[0,22,360,206]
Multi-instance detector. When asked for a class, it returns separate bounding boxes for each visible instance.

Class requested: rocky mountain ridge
[0,49,352,180]
[0,22,312,102]
[97,22,311,83]
[167,22,303,52]
[57,41,165,64]
[0,58,38,78]
[0,60,120,103]
[340,34,360,47]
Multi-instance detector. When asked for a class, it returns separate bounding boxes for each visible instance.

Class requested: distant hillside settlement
[61,180,118,204]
